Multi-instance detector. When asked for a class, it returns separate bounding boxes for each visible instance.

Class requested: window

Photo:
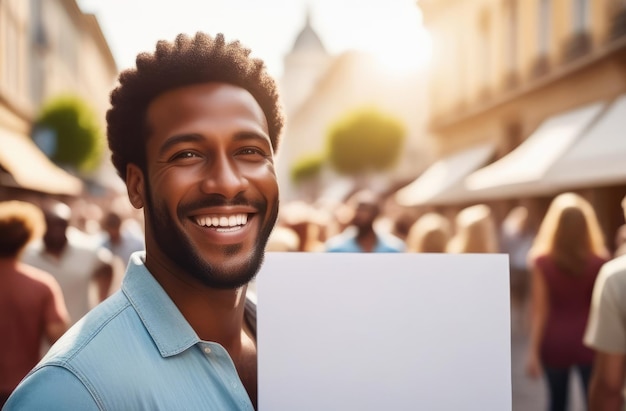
[538,0,551,55]
[506,0,518,72]
[479,10,491,90]
[573,0,590,34]
[2,6,20,95]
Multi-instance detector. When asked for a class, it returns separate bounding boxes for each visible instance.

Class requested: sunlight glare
[317,0,432,74]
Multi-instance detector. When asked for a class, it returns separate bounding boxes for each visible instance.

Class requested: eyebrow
[159,133,204,156]
[158,131,272,156]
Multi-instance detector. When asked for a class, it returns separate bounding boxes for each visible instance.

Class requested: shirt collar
[121,252,200,357]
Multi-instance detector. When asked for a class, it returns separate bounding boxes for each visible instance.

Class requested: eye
[237,147,269,158]
[170,151,201,161]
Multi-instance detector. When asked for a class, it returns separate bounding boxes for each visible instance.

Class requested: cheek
[244,163,277,186]
[256,170,278,197]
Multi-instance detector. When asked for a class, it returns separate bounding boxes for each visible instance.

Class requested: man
[325,189,405,252]
[22,200,114,325]
[99,209,145,295]
[5,32,283,410]
[99,209,144,266]
[584,196,626,410]
[0,201,69,407]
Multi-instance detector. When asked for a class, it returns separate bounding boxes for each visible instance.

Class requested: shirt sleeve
[4,366,100,410]
[584,263,626,354]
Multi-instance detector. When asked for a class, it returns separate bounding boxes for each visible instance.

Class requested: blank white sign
[256,252,511,411]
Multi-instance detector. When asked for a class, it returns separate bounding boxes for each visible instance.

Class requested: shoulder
[9,292,136,400]
[4,365,99,410]
[68,235,114,265]
[16,263,56,285]
[531,254,550,269]
[41,291,132,365]
[13,263,63,299]
[597,255,626,287]
[378,232,405,252]
[325,228,357,251]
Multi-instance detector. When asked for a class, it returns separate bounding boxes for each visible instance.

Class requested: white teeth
[195,214,249,228]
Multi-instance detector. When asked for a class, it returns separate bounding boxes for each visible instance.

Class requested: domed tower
[280,9,332,117]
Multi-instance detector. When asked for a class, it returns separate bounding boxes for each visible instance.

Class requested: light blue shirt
[4,252,254,411]
[325,227,405,253]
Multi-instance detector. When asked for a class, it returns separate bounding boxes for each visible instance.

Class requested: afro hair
[106,32,285,181]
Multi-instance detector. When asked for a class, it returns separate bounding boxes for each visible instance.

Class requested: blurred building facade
[0,0,117,201]
[397,0,626,251]
[277,12,431,203]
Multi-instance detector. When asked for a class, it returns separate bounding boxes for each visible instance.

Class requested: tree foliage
[326,107,405,175]
[34,95,104,172]
[290,153,325,185]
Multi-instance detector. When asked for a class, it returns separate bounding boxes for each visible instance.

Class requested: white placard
[256,252,511,411]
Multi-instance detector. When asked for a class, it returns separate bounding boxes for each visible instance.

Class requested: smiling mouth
[194,213,249,232]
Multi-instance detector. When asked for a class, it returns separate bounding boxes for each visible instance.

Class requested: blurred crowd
[267,188,626,411]
[2,187,626,410]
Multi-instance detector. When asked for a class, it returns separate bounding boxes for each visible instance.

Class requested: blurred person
[70,199,105,246]
[612,196,626,258]
[446,204,499,253]
[613,223,626,258]
[584,194,626,410]
[265,225,300,252]
[500,205,536,309]
[100,209,145,265]
[0,201,69,406]
[279,201,324,252]
[324,189,405,253]
[405,212,451,253]
[391,210,418,242]
[99,209,145,295]
[5,31,284,410]
[21,200,114,325]
[525,193,609,411]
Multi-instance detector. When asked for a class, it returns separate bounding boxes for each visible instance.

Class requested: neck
[145,253,249,347]
[356,226,377,252]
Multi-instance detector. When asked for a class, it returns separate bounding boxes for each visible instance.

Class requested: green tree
[290,153,325,185]
[33,95,104,172]
[326,107,405,176]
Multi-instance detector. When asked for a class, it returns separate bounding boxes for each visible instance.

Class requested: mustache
[177,193,265,217]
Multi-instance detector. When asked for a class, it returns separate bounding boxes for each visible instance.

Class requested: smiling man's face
[128,82,278,289]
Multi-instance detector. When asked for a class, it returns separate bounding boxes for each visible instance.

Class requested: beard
[144,181,278,289]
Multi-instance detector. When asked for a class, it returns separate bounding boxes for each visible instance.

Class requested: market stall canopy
[543,94,626,189]
[395,142,495,207]
[0,128,83,196]
[464,101,605,200]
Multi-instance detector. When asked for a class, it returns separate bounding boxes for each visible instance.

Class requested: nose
[200,153,249,198]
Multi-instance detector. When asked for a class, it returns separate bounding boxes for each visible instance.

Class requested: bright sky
[77,0,432,79]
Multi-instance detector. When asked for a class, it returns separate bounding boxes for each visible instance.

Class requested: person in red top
[0,200,70,406]
[525,192,610,411]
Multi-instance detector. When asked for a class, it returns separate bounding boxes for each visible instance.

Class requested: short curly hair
[106,32,285,181]
[0,201,45,258]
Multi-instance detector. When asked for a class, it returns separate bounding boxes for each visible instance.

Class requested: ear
[126,164,146,209]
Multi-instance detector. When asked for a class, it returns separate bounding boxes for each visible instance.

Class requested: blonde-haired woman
[405,212,451,253]
[525,193,609,411]
[446,204,499,253]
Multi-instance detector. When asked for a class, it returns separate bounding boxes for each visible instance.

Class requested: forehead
[146,82,269,136]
